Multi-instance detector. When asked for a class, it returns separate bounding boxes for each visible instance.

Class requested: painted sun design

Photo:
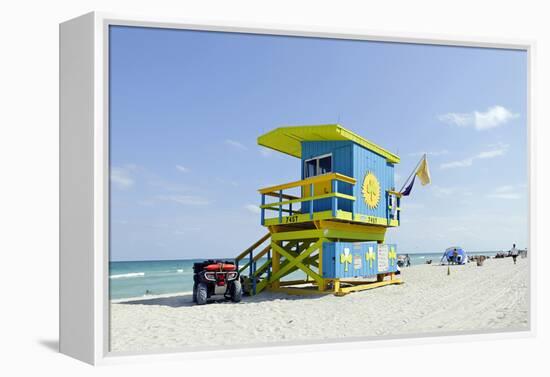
[362,171,381,209]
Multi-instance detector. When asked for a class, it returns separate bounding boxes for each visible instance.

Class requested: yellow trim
[259,172,356,194]
[271,241,281,289]
[333,279,340,293]
[270,241,324,285]
[260,192,355,209]
[334,278,403,296]
[318,220,387,234]
[270,228,386,242]
[257,124,400,163]
[278,279,310,286]
[387,190,403,198]
[263,209,399,227]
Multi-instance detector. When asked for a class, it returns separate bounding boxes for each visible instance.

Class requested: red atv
[192,260,242,305]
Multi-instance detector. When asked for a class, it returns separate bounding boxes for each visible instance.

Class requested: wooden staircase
[235,233,272,295]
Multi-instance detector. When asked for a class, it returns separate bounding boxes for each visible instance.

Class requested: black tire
[192,283,198,303]
[230,280,242,303]
[196,283,208,305]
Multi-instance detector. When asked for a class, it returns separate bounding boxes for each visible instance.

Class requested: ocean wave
[177,269,184,273]
[110,272,145,279]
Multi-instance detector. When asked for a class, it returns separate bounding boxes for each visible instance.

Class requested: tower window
[304,154,333,178]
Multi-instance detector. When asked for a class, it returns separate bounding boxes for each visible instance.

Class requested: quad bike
[192,260,242,305]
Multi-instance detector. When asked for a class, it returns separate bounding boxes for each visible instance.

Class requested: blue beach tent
[440,246,467,265]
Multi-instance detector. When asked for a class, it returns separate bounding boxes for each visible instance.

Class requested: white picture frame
[59,11,536,365]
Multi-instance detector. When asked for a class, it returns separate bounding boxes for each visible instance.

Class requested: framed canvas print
[59,12,535,365]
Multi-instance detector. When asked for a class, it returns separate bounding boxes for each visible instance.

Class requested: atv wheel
[192,283,198,303]
[230,280,242,303]
[196,283,208,305]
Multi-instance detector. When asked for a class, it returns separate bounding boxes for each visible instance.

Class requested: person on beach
[405,254,411,267]
[452,249,458,265]
[510,244,519,264]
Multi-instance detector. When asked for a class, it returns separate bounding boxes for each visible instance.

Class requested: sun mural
[362,171,381,209]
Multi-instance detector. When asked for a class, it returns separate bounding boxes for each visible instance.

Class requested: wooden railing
[258,173,357,225]
[386,190,402,223]
[235,233,272,295]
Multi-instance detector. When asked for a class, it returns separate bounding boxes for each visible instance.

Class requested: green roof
[257,124,400,163]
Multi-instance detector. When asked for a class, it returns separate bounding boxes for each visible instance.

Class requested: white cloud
[438,105,519,131]
[440,158,474,169]
[487,193,521,200]
[111,166,135,190]
[476,149,506,159]
[475,106,519,130]
[438,112,473,127]
[157,195,210,206]
[494,185,515,193]
[486,184,524,200]
[225,139,248,150]
[176,165,190,173]
[429,185,474,198]
[440,144,508,169]
[245,204,261,214]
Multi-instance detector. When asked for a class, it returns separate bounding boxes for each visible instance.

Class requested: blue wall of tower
[300,141,353,213]
[352,144,395,220]
[299,141,395,218]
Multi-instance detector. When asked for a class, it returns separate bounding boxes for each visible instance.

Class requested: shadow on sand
[115,291,325,308]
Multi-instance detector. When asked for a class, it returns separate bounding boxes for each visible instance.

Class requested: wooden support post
[318,240,324,290]
[270,241,323,285]
[309,183,314,219]
[252,260,257,294]
[271,241,280,289]
[278,190,283,223]
[267,248,271,280]
[333,279,340,294]
[249,251,253,277]
[261,194,265,225]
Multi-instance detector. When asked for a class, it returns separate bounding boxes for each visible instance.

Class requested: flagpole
[399,153,426,193]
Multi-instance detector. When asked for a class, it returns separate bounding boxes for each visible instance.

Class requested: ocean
[110,251,498,300]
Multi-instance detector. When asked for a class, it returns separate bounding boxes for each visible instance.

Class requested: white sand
[110,258,529,353]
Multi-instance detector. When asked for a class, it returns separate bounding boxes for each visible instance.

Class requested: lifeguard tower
[235,124,403,296]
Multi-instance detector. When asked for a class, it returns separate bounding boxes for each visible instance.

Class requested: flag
[401,175,415,196]
[416,155,431,186]
[399,155,431,196]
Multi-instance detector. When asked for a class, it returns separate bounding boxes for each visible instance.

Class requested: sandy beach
[110,257,529,353]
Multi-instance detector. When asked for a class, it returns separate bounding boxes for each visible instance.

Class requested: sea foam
[110,272,145,279]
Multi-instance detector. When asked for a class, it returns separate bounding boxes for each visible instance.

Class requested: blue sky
[109,26,527,261]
